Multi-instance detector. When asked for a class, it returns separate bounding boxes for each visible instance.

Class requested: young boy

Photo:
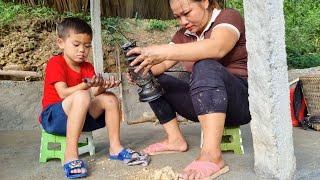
[40,17,135,179]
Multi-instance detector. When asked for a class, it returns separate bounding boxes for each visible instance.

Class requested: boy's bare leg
[62,90,91,174]
[89,92,123,155]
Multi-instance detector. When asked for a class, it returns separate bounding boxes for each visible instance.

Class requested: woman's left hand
[127,45,168,75]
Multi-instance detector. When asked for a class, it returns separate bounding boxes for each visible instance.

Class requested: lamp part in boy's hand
[83,75,121,89]
[82,73,104,87]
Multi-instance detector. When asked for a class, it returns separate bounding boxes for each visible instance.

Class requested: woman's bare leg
[182,113,226,179]
[144,118,188,153]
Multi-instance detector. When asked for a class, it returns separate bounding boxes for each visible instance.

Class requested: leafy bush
[0,1,28,26]
[284,0,320,68]
[147,19,168,31]
[0,1,57,27]
[102,17,130,46]
[226,0,243,15]
[30,6,57,18]
[227,0,320,69]
[288,54,320,69]
[62,12,90,22]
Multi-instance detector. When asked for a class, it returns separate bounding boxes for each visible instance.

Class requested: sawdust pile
[152,166,179,180]
[126,166,178,180]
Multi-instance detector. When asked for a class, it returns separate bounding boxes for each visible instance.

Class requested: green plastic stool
[39,129,95,163]
[200,126,244,155]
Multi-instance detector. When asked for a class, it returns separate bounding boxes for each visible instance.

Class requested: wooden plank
[312,123,320,131]
[0,70,41,78]
[90,0,104,74]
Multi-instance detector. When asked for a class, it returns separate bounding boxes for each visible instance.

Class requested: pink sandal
[179,160,229,179]
[143,142,186,155]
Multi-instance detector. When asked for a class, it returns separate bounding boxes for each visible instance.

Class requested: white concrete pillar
[243,0,296,179]
[90,0,104,74]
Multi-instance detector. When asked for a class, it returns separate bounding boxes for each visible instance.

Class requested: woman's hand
[127,45,168,75]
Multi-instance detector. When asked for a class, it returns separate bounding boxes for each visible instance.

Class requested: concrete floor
[0,123,319,180]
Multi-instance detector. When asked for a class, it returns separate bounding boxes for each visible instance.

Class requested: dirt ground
[0,18,177,78]
[1,123,320,180]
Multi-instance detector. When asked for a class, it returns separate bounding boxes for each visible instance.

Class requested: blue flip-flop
[63,160,88,179]
[109,148,151,166]
[109,148,136,161]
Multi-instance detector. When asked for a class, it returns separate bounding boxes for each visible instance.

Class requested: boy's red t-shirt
[42,55,95,110]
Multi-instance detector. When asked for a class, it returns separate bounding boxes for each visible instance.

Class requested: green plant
[0,1,58,27]
[102,17,129,46]
[31,6,57,18]
[61,10,90,23]
[284,0,320,68]
[147,19,168,31]
[288,54,320,69]
[165,19,179,27]
[0,1,26,26]
[226,0,320,69]
[226,0,243,15]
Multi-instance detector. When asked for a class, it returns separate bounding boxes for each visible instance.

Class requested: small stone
[143,167,149,172]
[0,60,6,66]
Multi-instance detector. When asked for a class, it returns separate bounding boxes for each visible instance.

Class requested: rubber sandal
[109,148,137,161]
[63,160,88,179]
[109,148,151,166]
[179,160,229,179]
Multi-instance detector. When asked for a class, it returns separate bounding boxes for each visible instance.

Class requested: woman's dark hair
[57,17,92,39]
[168,0,226,9]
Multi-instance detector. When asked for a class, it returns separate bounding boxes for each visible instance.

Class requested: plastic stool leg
[78,132,95,156]
[55,135,67,162]
[87,134,95,155]
[200,130,204,148]
[39,130,57,163]
[200,126,244,155]
[231,128,244,155]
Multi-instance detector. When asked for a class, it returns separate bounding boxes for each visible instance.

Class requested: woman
[128,0,251,179]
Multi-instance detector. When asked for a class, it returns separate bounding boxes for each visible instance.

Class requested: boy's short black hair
[57,17,92,39]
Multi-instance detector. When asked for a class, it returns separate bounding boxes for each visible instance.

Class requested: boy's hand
[83,74,104,87]
[103,75,121,89]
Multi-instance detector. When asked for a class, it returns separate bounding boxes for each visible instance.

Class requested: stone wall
[0,81,42,130]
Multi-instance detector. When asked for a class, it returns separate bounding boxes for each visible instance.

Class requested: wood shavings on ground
[123,166,178,180]
[152,166,179,180]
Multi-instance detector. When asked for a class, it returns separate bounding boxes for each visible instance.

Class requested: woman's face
[170,0,209,34]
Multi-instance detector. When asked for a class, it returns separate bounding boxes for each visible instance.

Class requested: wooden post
[90,0,104,74]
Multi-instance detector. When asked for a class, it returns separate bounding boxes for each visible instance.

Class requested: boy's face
[57,30,92,64]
